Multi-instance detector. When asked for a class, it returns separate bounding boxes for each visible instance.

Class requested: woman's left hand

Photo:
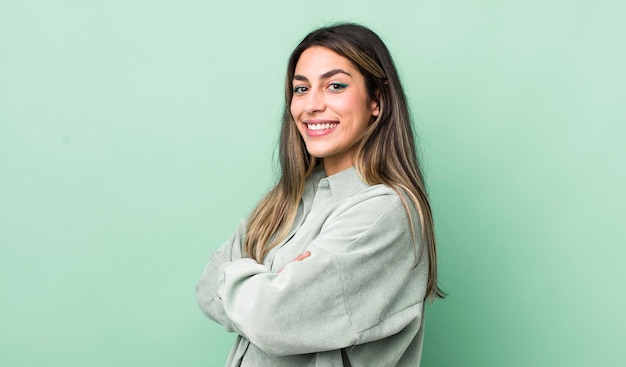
[277,251,311,273]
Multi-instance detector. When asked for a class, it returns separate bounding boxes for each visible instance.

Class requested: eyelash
[328,83,348,91]
[293,86,308,94]
[292,83,348,94]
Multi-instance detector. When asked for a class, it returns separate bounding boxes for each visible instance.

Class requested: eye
[327,83,348,92]
[293,85,308,94]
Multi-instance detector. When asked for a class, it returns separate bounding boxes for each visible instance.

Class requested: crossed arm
[196,196,428,356]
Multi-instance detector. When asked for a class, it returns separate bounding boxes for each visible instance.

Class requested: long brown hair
[244,23,445,300]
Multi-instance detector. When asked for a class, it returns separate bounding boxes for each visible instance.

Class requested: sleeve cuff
[217,258,268,300]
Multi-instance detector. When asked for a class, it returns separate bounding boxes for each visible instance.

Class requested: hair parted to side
[244,23,445,300]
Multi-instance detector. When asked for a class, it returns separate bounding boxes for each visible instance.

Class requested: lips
[302,120,338,138]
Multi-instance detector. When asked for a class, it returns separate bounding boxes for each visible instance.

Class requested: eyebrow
[293,68,352,82]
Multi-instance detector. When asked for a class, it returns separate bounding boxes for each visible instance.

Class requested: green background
[1,0,624,366]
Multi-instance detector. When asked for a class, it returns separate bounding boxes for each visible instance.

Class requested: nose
[304,89,325,114]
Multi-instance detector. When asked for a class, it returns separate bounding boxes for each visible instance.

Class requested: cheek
[336,92,363,110]
[335,97,366,121]
[289,101,305,135]
[290,99,301,119]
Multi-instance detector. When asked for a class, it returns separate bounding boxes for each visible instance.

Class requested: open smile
[304,120,339,132]
[307,122,338,131]
[303,120,338,137]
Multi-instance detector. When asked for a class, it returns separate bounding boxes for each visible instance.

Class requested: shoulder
[333,183,413,229]
[325,167,404,209]
[348,183,402,209]
[317,167,418,228]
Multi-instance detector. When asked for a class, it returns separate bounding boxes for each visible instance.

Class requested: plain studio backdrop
[1,1,624,366]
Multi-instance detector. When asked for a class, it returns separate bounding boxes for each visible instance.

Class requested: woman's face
[290,46,379,176]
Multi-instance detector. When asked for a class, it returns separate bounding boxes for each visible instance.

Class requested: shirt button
[320,180,329,187]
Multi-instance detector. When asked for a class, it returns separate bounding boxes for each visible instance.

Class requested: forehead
[294,46,357,76]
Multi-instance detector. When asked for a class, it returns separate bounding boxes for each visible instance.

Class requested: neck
[323,158,354,176]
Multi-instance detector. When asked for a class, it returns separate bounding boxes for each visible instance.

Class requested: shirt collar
[304,165,368,200]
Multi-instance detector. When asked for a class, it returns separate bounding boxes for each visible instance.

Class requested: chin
[305,149,331,159]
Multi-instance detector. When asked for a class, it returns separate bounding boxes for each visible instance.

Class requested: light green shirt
[196,166,429,366]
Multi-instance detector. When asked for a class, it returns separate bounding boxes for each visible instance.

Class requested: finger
[277,251,311,274]
[293,251,311,262]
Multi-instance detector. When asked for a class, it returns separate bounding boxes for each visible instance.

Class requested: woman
[196,23,444,366]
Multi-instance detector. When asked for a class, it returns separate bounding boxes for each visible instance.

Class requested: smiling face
[290,46,380,176]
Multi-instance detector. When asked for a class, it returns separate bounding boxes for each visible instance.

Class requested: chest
[264,186,338,272]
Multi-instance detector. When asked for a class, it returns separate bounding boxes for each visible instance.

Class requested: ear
[371,102,380,117]
[370,90,381,117]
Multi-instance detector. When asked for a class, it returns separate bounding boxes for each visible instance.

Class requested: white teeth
[307,123,337,131]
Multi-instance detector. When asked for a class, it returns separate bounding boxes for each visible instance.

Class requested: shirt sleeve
[217,194,430,357]
[195,219,246,333]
